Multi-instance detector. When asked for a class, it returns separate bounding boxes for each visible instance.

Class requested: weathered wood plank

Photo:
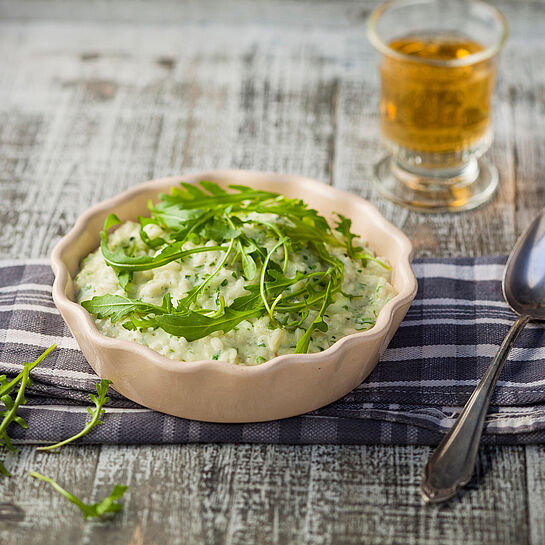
[0,445,99,545]
[80,444,315,545]
[299,445,528,545]
[0,19,342,257]
[525,445,545,545]
[1,0,545,25]
[0,444,531,545]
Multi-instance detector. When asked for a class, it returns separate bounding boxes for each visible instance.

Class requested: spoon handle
[421,314,531,503]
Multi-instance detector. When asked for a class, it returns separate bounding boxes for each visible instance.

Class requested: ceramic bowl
[51,170,417,422]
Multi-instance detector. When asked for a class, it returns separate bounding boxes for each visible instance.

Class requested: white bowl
[51,170,417,422]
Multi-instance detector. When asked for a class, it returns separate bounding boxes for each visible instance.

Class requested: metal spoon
[421,208,545,503]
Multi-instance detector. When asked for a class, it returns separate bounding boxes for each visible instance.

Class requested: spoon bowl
[421,208,545,503]
[503,211,545,319]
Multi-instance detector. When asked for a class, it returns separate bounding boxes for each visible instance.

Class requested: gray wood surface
[1,0,545,543]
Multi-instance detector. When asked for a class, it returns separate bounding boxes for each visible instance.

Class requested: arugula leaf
[154,307,261,341]
[334,213,390,270]
[200,217,241,242]
[0,344,57,399]
[30,472,127,519]
[334,213,359,257]
[294,277,334,354]
[237,238,258,280]
[147,204,205,231]
[0,345,56,476]
[81,295,167,322]
[199,180,228,195]
[37,380,112,452]
[101,216,229,273]
[162,182,279,209]
[138,215,167,249]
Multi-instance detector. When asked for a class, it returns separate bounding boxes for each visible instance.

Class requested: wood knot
[0,502,25,522]
[80,52,100,62]
[85,80,118,100]
[156,57,176,70]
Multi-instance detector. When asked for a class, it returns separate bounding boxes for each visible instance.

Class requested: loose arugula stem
[30,472,128,519]
[0,344,56,399]
[0,364,31,476]
[0,345,57,477]
[31,471,89,511]
[37,379,112,452]
[0,364,30,439]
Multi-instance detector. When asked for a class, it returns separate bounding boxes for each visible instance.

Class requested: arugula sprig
[0,347,126,522]
[83,181,388,353]
[0,344,57,400]
[37,379,112,452]
[334,213,390,270]
[100,213,230,273]
[0,365,30,476]
[0,345,56,476]
[30,472,127,519]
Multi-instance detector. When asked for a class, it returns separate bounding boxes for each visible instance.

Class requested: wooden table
[1,1,544,543]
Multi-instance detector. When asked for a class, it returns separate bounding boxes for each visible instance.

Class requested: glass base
[373,156,499,213]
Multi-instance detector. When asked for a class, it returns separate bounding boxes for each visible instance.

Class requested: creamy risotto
[75,182,395,365]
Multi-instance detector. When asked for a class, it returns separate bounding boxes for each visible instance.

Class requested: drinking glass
[367,0,508,212]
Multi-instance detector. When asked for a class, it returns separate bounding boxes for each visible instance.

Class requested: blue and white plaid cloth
[1,257,545,446]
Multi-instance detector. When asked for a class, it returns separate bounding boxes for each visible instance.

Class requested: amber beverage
[380,34,496,159]
[367,0,508,212]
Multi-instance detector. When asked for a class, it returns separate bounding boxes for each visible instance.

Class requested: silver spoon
[421,208,545,503]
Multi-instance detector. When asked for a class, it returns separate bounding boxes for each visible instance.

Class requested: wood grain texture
[1,0,545,544]
[526,445,545,545]
[0,444,533,545]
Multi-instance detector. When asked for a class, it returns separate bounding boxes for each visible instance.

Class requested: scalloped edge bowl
[51,170,417,422]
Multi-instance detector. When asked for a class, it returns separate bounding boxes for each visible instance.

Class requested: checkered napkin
[1,257,545,446]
